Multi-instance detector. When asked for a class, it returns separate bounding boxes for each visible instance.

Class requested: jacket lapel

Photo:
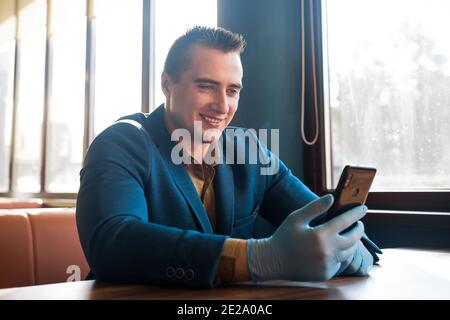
[144,106,213,234]
[213,161,235,235]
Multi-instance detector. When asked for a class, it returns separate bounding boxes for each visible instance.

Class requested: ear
[161,71,173,99]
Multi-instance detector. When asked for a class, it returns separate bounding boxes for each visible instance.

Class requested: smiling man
[76,26,380,288]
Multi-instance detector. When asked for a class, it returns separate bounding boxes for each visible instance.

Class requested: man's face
[162,44,243,145]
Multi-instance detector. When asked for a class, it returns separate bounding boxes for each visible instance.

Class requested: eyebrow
[194,78,243,90]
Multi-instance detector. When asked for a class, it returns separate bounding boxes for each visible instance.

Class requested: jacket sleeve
[76,122,227,288]
[256,139,319,227]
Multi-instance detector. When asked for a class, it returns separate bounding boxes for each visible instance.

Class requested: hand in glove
[247,194,367,282]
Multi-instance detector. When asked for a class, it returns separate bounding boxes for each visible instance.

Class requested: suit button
[175,268,185,279]
[185,269,195,280]
[166,267,175,278]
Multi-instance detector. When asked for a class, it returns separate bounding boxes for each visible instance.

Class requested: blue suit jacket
[76,105,318,288]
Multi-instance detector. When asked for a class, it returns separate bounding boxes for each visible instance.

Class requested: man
[76,26,380,288]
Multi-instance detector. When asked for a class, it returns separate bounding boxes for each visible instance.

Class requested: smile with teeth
[200,114,224,126]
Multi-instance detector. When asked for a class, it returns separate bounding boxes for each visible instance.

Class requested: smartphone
[323,165,377,232]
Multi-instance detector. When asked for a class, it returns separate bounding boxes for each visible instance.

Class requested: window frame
[302,0,450,248]
[304,0,450,213]
[1,0,218,200]
[0,0,153,200]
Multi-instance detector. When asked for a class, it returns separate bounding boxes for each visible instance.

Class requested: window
[45,0,87,193]
[0,0,218,198]
[323,0,450,191]
[13,0,47,192]
[0,0,16,192]
[153,0,217,107]
[303,0,450,213]
[93,0,143,137]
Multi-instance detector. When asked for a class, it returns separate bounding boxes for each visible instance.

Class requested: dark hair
[164,26,246,82]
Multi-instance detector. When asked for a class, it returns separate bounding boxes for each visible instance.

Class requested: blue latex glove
[336,233,382,276]
[336,241,375,276]
[361,233,382,263]
[247,194,367,282]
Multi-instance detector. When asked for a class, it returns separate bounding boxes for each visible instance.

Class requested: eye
[227,88,240,97]
[197,83,214,91]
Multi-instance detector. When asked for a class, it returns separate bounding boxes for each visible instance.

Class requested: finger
[361,233,383,254]
[359,243,375,273]
[345,243,374,275]
[291,194,334,224]
[336,221,365,250]
[335,242,359,263]
[322,204,367,234]
[349,247,363,271]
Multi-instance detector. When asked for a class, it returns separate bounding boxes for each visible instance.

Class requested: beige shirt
[185,162,249,285]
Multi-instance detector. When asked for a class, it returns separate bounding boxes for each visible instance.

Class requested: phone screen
[324,166,376,228]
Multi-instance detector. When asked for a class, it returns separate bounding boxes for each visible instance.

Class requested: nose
[212,89,229,114]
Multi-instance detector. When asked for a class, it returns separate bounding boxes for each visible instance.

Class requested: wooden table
[1,248,449,300]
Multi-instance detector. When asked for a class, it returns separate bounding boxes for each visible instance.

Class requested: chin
[202,131,222,143]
